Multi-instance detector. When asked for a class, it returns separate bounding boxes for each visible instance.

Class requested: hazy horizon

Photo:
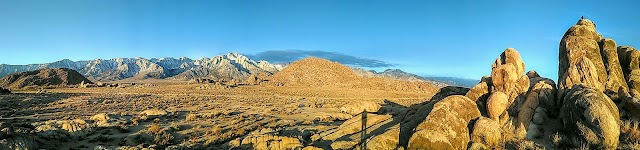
[1,0,639,80]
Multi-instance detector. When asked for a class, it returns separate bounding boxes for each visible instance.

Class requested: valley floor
[0,82,434,149]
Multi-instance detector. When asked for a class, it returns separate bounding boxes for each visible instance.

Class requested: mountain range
[0,53,283,81]
[0,53,478,87]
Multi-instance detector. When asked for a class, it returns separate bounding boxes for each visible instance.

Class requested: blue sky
[1,0,639,80]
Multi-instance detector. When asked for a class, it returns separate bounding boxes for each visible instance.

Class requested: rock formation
[557,18,629,101]
[471,117,502,147]
[486,91,508,120]
[463,47,557,145]
[558,19,606,90]
[560,84,619,149]
[0,68,93,89]
[339,101,381,115]
[600,38,628,99]
[407,95,480,149]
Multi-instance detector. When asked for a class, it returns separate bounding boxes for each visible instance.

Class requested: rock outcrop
[465,48,544,139]
[465,78,491,102]
[313,113,392,142]
[619,46,640,95]
[339,101,381,115]
[0,68,93,89]
[560,84,620,149]
[407,95,480,149]
[471,117,502,147]
[139,109,168,120]
[599,38,628,100]
[557,18,632,102]
[558,57,604,98]
[57,119,91,138]
[239,135,303,150]
[558,19,606,90]
[365,127,401,150]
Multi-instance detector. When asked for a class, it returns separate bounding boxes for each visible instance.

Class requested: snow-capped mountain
[0,53,283,81]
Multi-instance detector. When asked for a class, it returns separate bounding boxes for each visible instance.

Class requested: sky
[1,0,639,80]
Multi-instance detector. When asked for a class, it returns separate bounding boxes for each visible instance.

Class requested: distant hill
[423,76,479,87]
[0,68,93,89]
[268,57,437,93]
[0,53,283,81]
[352,68,478,88]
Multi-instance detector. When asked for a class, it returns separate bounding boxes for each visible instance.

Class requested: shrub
[147,124,162,134]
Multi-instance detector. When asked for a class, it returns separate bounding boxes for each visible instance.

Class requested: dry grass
[621,120,640,144]
[145,123,174,145]
[551,132,569,148]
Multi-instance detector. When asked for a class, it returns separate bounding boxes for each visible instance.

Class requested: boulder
[599,38,628,101]
[240,135,303,150]
[90,113,128,127]
[339,101,381,115]
[492,48,526,77]
[620,91,640,120]
[489,49,530,110]
[471,117,502,147]
[465,79,491,102]
[506,75,531,113]
[618,46,639,79]
[528,77,558,113]
[514,79,556,132]
[330,141,359,150]
[526,70,540,79]
[366,128,400,150]
[407,95,480,150]
[316,113,391,141]
[491,64,519,93]
[560,84,619,149]
[558,57,604,100]
[400,87,472,148]
[139,109,168,120]
[302,146,323,150]
[486,91,509,120]
[629,70,640,94]
[57,119,91,138]
[90,113,110,123]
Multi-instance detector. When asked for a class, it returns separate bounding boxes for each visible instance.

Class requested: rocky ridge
[353,68,452,87]
[0,53,283,81]
[0,68,93,89]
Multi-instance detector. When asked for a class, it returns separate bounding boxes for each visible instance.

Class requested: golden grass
[621,120,640,145]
